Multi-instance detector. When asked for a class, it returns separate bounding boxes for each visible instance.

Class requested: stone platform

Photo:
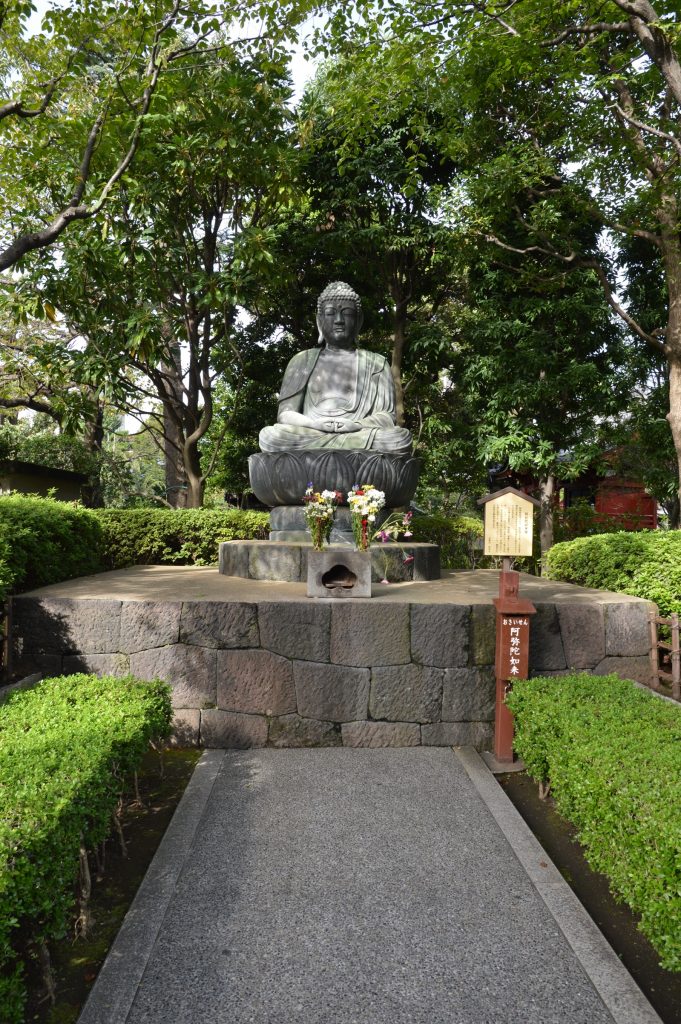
[219,540,440,583]
[10,567,653,749]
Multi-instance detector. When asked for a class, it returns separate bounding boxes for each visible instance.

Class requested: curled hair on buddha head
[316,281,363,344]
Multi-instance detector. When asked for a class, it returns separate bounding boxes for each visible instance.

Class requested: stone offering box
[306,548,372,599]
[10,567,654,750]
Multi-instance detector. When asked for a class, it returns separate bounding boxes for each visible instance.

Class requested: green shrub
[0,535,13,603]
[94,507,270,569]
[507,674,681,970]
[0,673,171,1022]
[545,530,681,616]
[552,498,641,543]
[0,494,103,593]
[410,513,484,569]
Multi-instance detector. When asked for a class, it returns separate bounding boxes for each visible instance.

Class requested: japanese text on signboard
[498,616,530,680]
[484,495,534,557]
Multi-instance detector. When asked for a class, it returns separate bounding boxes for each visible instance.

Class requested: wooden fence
[648,610,681,702]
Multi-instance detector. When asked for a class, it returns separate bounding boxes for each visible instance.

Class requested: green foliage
[0,534,14,602]
[545,531,681,616]
[0,494,103,592]
[507,674,681,971]
[552,499,642,544]
[0,421,96,474]
[0,673,171,1022]
[95,508,270,568]
[410,513,483,570]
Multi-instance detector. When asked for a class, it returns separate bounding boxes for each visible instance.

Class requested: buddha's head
[316,281,363,348]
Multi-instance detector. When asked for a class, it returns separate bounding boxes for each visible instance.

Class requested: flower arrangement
[302,485,342,550]
[347,484,386,551]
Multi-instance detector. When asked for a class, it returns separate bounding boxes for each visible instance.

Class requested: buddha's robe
[259,347,412,455]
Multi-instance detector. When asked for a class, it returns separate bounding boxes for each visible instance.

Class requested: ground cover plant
[0,673,172,1023]
[507,674,681,971]
[95,507,270,568]
[0,494,103,594]
[545,531,681,617]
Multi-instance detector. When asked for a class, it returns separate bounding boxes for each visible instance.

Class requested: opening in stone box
[322,565,357,590]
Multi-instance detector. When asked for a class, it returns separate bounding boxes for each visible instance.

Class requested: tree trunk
[538,473,555,568]
[663,494,680,530]
[667,355,681,525]
[660,196,681,526]
[391,297,407,427]
[160,336,187,509]
[81,402,104,508]
[183,443,205,508]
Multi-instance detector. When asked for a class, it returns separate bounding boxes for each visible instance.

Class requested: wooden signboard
[478,487,540,558]
[497,615,531,680]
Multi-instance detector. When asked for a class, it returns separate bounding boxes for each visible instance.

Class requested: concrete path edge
[455,746,663,1024]
[77,749,226,1024]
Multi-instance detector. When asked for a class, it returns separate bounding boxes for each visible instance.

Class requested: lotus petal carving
[248,451,422,508]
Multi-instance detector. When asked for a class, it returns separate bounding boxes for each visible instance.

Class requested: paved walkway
[78,748,661,1024]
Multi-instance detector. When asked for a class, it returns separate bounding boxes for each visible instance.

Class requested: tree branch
[611,101,681,159]
[542,22,631,46]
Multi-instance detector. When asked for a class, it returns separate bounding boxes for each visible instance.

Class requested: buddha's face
[317,301,359,348]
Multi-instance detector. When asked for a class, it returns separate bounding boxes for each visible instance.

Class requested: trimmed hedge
[0,494,103,594]
[507,674,681,971]
[94,507,270,569]
[410,513,484,570]
[545,530,681,617]
[0,674,171,1022]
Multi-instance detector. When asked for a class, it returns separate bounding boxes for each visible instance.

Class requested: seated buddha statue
[258,281,412,456]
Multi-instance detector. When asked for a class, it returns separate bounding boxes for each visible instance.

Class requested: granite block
[63,653,130,677]
[411,604,469,668]
[371,546,413,583]
[217,649,296,716]
[200,710,268,749]
[218,542,250,579]
[593,656,653,686]
[248,544,301,582]
[470,605,496,666]
[130,645,216,709]
[120,601,181,653]
[605,602,651,657]
[180,602,259,649]
[11,649,61,678]
[12,597,121,654]
[413,545,441,582]
[341,721,421,747]
[293,661,370,722]
[441,666,495,721]
[169,709,201,748]
[329,603,411,666]
[557,604,605,669]
[258,601,330,662]
[421,721,494,749]
[369,664,443,723]
[529,604,566,671]
[268,714,341,748]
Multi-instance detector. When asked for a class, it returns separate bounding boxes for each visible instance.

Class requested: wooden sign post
[478,488,539,763]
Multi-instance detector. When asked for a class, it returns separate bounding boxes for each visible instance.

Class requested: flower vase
[351,513,370,552]
[309,515,332,552]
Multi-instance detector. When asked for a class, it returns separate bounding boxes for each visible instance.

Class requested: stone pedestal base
[307,548,372,599]
[248,450,421,508]
[269,505,389,544]
[219,540,441,584]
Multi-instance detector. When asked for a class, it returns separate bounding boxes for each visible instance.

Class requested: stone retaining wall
[11,594,652,749]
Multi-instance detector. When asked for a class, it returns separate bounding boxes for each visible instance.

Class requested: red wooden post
[492,566,536,763]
